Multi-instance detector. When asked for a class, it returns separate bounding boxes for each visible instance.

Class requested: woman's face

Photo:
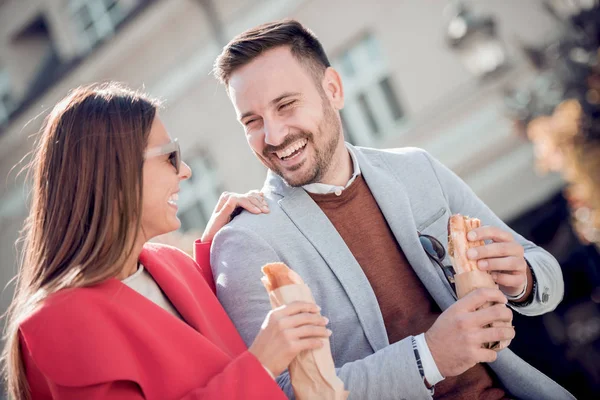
[140,116,191,240]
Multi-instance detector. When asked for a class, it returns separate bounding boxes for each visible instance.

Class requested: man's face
[228,46,344,187]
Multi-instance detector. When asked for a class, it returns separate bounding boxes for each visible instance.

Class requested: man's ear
[322,67,344,110]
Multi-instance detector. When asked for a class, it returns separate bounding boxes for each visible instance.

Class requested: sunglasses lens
[169,143,181,173]
[419,233,455,294]
[419,235,446,261]
[430,237,446,260]
[419,236,437,259]
[168,152,177,171]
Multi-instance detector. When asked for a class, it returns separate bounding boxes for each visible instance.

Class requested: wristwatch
[508,259,537,308]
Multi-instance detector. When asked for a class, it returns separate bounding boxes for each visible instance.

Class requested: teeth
[168,193,179,205]
[276,139,307,159]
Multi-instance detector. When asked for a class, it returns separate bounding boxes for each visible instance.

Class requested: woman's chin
[142,219,182,242]
[165,217,182,235]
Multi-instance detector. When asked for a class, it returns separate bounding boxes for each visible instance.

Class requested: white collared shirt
[302,144,361,195]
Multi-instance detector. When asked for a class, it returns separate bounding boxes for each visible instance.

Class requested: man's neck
[318,144,353,186]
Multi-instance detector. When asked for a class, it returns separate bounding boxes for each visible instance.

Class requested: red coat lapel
[139,243,247,357]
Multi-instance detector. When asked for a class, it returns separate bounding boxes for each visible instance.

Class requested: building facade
[0,0,564,324]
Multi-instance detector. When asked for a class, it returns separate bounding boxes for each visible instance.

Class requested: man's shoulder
[352,145,435,173]
[216,146,435,235]
[234,198,286,228]
[214,192,289,242]
[354,145,429,160]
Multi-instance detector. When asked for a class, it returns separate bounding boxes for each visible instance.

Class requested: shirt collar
[302,144,361,195]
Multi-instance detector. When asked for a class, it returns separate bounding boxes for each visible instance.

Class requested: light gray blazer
[212,145,574,400]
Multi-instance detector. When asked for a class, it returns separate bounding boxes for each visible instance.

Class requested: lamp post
[445,3,600,396]
[445,2,508,78]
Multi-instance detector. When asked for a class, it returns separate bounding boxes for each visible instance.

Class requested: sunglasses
[418,232,457,295]
[144,139,181,174]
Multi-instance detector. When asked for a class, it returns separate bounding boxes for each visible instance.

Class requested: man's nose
[263,118,288,147]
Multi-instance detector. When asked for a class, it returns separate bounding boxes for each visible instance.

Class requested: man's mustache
[263,132,312,155]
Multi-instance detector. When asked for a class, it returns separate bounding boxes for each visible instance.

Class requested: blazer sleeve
[22,333,284,400]
[194,239,216,294]
[421,149,565,316]
[212,224,434,400]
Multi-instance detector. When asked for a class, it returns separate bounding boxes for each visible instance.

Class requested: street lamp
[445,3,508,78]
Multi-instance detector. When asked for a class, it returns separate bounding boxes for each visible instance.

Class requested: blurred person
[1,83,330,400]
[210,19,574,400]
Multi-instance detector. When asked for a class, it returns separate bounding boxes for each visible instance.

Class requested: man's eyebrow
[269,92,301,107]
[239,92,301,121]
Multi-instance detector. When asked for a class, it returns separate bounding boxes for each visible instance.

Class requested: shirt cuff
[414,333,445,386]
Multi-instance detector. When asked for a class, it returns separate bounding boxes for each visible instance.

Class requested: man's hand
[466,226,530,298]
[425,288,515,377]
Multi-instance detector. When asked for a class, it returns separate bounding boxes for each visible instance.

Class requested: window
[177,152,222,232]
[0,69,14,126]
[68,0,131,51]
[333,34,406,146]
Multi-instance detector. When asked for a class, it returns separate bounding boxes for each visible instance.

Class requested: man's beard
[262,101,342,187]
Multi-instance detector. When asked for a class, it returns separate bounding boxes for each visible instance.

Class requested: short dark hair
[213,19,331,86]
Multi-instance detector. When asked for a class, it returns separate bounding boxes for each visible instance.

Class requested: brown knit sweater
[308,175,506,400]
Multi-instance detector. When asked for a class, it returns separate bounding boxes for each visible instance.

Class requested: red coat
[19,242,286,400]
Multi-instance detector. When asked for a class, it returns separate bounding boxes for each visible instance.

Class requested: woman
[2,83,330,399]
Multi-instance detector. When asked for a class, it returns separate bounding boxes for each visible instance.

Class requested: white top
[122,264,276,380]
[122,264,184,321]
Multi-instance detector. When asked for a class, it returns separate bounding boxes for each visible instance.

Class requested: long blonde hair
[2,83,159,399]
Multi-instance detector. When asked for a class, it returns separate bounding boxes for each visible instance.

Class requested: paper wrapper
[454,270,511,351]
[263,265,348,400]
[450,214,512,351]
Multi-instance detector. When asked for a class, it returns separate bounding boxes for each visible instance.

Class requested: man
[210,19,573,399]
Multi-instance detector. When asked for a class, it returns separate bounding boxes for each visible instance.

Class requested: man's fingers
[477,326,515,345]
[478,256,526,273]
[472,303,513,327]
[475,348,499,364]
[467,242,524,261]
[468,226,513,243]
[491,272,524,289]
[458,288,508,312]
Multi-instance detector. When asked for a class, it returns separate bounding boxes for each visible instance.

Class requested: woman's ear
[322,67,344,110]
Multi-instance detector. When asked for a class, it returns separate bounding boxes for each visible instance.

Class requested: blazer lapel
[139,247,246,357]
[278,188,390,352]
[356,149,456,311]
[267,143,457,351]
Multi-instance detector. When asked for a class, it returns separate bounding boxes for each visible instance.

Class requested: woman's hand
[249,301,331,377]
[201,190,269,242]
